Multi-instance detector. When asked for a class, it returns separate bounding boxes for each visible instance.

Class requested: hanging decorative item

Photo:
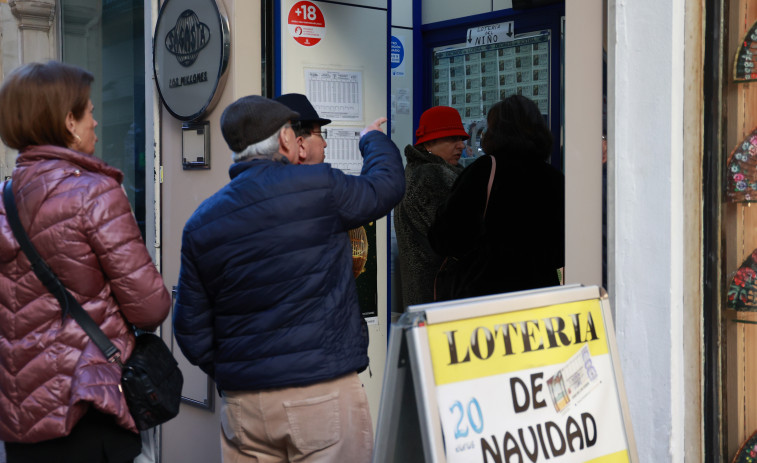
[734,19,757,82]
[349,226,369,279]
[732,429,757,463]
[727,249,757,311]
[726,126,757,202]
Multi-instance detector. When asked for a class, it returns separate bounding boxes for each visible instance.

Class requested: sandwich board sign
[373,285,637,463]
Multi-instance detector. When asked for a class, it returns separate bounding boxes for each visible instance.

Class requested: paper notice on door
[325,127,363,175]
[305,69,363,122]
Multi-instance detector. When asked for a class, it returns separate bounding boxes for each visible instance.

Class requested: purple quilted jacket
[0,145,170,443]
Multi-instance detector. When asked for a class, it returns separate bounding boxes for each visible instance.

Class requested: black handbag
[3,180,183,430]
[434,156,497,302]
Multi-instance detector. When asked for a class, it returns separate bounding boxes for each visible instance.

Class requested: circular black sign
[153,0,230,121]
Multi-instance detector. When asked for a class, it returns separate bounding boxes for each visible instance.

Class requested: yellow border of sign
[585,449,631,462]
[427,299,608,385]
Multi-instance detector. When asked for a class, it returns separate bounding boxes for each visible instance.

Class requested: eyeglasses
[311,129,328,139]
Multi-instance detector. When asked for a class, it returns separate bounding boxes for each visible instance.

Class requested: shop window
[60,0,147,237]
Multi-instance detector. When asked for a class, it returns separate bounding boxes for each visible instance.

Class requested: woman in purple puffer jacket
[0,61,171,462]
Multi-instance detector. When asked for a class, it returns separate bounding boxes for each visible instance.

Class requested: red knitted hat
[415,106,469,145]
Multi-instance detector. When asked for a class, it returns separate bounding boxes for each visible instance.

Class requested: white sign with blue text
[391,35,406,77]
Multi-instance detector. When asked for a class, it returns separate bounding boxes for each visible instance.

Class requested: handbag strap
[2,180,122,365]
[433,155,498,302]
[483,155,496,218]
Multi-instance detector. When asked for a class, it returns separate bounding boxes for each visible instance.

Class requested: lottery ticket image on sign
[548,344,601,413]
[426,299,632,463]
[547,371,570,412]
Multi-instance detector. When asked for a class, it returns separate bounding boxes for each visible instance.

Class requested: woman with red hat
[394,106,469,308]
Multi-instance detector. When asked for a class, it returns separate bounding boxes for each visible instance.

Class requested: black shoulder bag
[3,180,183,430]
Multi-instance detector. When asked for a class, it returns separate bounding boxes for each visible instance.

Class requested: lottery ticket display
[432,32,551,156]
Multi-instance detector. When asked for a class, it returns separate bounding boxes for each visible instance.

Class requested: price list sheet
[305,68,363,122]
[325,127,363,175]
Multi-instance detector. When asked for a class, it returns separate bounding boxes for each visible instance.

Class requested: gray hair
[232,123,289,162]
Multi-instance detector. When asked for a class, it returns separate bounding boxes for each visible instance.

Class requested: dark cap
[274,93,331,126]
[220,95,300,152]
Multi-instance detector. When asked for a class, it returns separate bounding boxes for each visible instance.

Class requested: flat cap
[220,95,300,152]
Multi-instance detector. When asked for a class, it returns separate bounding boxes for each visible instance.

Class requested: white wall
[0,2,18,182]
[391,0,413,28]
[564,3,603,289]
[422,0,513,24]
[160,1,259,461]
[0,1,44,181]
[611,0,696,460]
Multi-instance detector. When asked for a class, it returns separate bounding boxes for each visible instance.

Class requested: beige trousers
[219,372,373,463]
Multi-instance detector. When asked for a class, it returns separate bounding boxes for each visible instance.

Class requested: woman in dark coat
[394,106,467,308]
[429,95,564,299]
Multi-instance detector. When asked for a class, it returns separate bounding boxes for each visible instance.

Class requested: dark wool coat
[0,145,171,443]
[429,153,564,299]
[174,131,405,392]
[394,144,462,308]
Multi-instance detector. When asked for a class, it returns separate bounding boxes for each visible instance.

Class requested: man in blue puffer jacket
[173,95,405,463]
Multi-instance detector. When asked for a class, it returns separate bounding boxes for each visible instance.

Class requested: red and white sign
[288,1,325,47]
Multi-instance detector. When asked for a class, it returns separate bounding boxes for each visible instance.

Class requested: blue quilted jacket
[173,131,404,391]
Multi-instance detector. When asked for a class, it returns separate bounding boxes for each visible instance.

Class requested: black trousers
[5,408,141,463]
